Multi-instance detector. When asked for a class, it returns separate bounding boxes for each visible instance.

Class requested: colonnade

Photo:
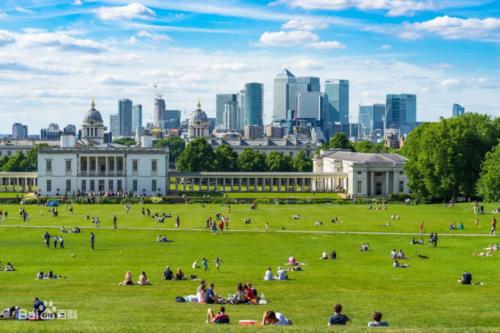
[0,172,38,192]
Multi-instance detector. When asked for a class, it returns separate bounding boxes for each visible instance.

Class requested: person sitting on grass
[4,262,14,271]
[264,267,274,281]
[368,311,389,327]
[196,281,206,303]
[207,306,230,324]
[393,260,409,268]
[287,256,298,266]
[119,271,134,286]
[175,268,185,281]
[458,272,472,285]
[262,310,292,325]
[163,266,173,280]
[276,267,288,280]
[360,243,369,251]
[137,271,151,285]
[321,251,329,259]
[229,283,246,304]
[205,283,218,304]
[244,284,256,303]
[397,249,406,259]
[192,260,200,269]
[328,303,351,326]
[449,222,456,230]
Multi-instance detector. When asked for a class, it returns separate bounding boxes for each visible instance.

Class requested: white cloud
[73,0,83,5]
[282,18,331,31]
[404,16,500,42]
[15,7,34,14]
[211,63,250,72]
[0,12,7,19]
[308,41,346,49]
[95,3,156,21]
[259,30,319,46]
[136,30,171,41]
[293,59,324,70]
[15,30,106,54]
[0,30,15,46]
[380,44,392,50]
[441,78,462,88]
[98,75,143,86]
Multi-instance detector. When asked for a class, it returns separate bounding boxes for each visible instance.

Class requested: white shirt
[275,312,290,325]
[264,270,274,280]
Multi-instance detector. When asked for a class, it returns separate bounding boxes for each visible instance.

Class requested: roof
[275,68,295,79]
[322,151,407,164]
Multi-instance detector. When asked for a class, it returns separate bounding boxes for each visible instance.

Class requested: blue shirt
[205,288,214,303]
[329,314,349,325]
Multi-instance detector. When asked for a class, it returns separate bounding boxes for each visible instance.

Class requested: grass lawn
[0,202,499,332]
[0,192,24,199]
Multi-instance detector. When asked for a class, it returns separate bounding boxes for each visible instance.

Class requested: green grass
[0,192,24,198]
[0,202,499,332]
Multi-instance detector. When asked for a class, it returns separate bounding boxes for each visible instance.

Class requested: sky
[0,0,499,133]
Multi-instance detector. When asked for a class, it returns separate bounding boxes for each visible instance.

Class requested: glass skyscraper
[216,94,237,126]
[385,94,416,135]
[118,99,133,137]
[110,114,120,136]
[452,103,465,117]
[132,104,142,132]
[154,97,165,128]
[324,79,349,125]
[273,69,296,122]
[244,83,263,126]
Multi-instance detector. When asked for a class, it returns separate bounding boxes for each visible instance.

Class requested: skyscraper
[154,97,165,128]
[223,101,238,130]
[273,69,296,122]
[110,114,120,136]
[295,77,320,95]
[216,94,237,126]
[12,123,28,139]
[358,104,385,141]
[164,110,181,129]
[118,99,133,137]
[132,104,142,132]
[237,90,246,130]
[244,83,263,126]
[297,91,322,120]
[385,94,417,135]
[324,79,349,126]
[452,103,465,117]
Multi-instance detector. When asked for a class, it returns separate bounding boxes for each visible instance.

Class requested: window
[357,171,362,175]
[399,171,404,175]
[132,160,138,172]
[108,180,113,191]
[65,160,72,173]
[151,160,157,173]
[109,159,115,172]
[81,180,86,192]
[98,180,105,191]
[399,181,404,193]
[46,159,52,172]
[357,180,362,194]
[133,179,138,192]
[117,180,123,191]
[117,159,123,171]
[90,180,95,192]
[66,179,71,192]
[46,180,52,192]
[152,179,157,192]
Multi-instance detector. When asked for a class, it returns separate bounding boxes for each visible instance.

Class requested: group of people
[264,267,288,281]
[162,266,197,281]
[0,209,8,222]
[206,307,292,326]
[0,261,15,271]
[205,213,229,232]
[155,234,169,242]
[390,249,407,260]
[473,243,499,257]
[449,222,465,230]
[18,208,29,221]
[36,271,65,280]
[321,250,338,259]
[328,304,388,327]
[42,232,64,249]
[359,243,370,251]
[119,271,151,286]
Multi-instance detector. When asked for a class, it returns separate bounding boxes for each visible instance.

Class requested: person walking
[491,217,497,235]
[43,231,50,248]
[59,236,64,249]
[90,232,95,250]
[202,257,209,272]
[215,257,222,272]
[113,215,117,229]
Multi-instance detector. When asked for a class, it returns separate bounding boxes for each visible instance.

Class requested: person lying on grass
[393,260,409,268]
[262,310,292,325]
[36,271,66,279]
[207,306,230,324]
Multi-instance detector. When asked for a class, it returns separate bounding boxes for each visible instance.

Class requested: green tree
[477,143,500,202]
[403,113,499,201]
[1,152,28,172]
[266,152,293,172]
[353,141,388,153]
[154,137,186,163]
[329,133,353,150]
[293,150,313,171]
[237,148,266,171]
[176,138,215,172]
[214,144,238,171]
[113,138,136,146]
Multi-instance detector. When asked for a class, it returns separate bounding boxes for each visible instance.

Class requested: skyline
[0,0,499,133]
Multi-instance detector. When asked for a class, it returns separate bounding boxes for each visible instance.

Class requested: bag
[175,297,186,302]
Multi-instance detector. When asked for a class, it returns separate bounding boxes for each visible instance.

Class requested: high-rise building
[273,69,296,122]
[452,103,465,117]
[244,83,263,126]
[154,97,165,128]
[216,94,237,126]
[358,104,385,141]
[385,94,416,135]
[110,114,120,136]
[63,124,77,135]
[40,123,61,141]
[223,101,238,131]
[132,104,142,132]
[295,77,320,95]
[297,91,323,120]
[118,99,133,137]
[12,123,28,139]
[237,90,246,130]
[324,79,349,126]
[163,110,181,129]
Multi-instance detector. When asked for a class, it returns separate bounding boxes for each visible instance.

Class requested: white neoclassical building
[37,101,169,196]
[313,150,409,197]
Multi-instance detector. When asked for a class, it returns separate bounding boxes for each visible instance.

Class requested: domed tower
[188,100,210,139]
[82,99,106,145]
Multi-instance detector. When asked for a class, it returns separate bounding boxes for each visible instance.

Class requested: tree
[329,133,353,150]
[353,141,388,153]
[176,138,215,172]
[266,152,293,172]
[1,152,28,172]
[214,144,238,171]
[403,113,499,201]
[154,137,185,163]
[293,150,313,171]
[113,138,136,146]
[477,143,500,202]
[237,148,266,171]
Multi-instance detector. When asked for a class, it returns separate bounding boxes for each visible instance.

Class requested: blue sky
[0,0,499,133]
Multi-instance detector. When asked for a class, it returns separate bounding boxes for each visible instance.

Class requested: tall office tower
[132,104,142,132]
[273,69,296,122]
[12,123,28,139]
[244,83,264,126]
[358,104,386,141]
[40,123,61,141]
[164,110,181,129]
[216,94,237,126]
[385,94,417,135]
[153,97,165,128]
[372,104,386,132]
[324,79,349,126]
[237,90,246,129]
[452,103,465,117]
[110,114,120,136]
[295,76,320,95]
[118,99,133,137]
[297,91,323,120]
[223,101,238,130]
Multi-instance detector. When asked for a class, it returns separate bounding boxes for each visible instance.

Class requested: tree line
[0,145,42,172]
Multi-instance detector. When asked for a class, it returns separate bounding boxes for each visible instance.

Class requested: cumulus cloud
[293,59,324,70]
[136,30,171,41]
[0,30,15,46]
[95,2,156,21]
[282,18,331,31]
[273,0,435,16]
[403,16,500,42]
[15,30,106,53]
[308,41,346,49]
[259,30,319,46]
